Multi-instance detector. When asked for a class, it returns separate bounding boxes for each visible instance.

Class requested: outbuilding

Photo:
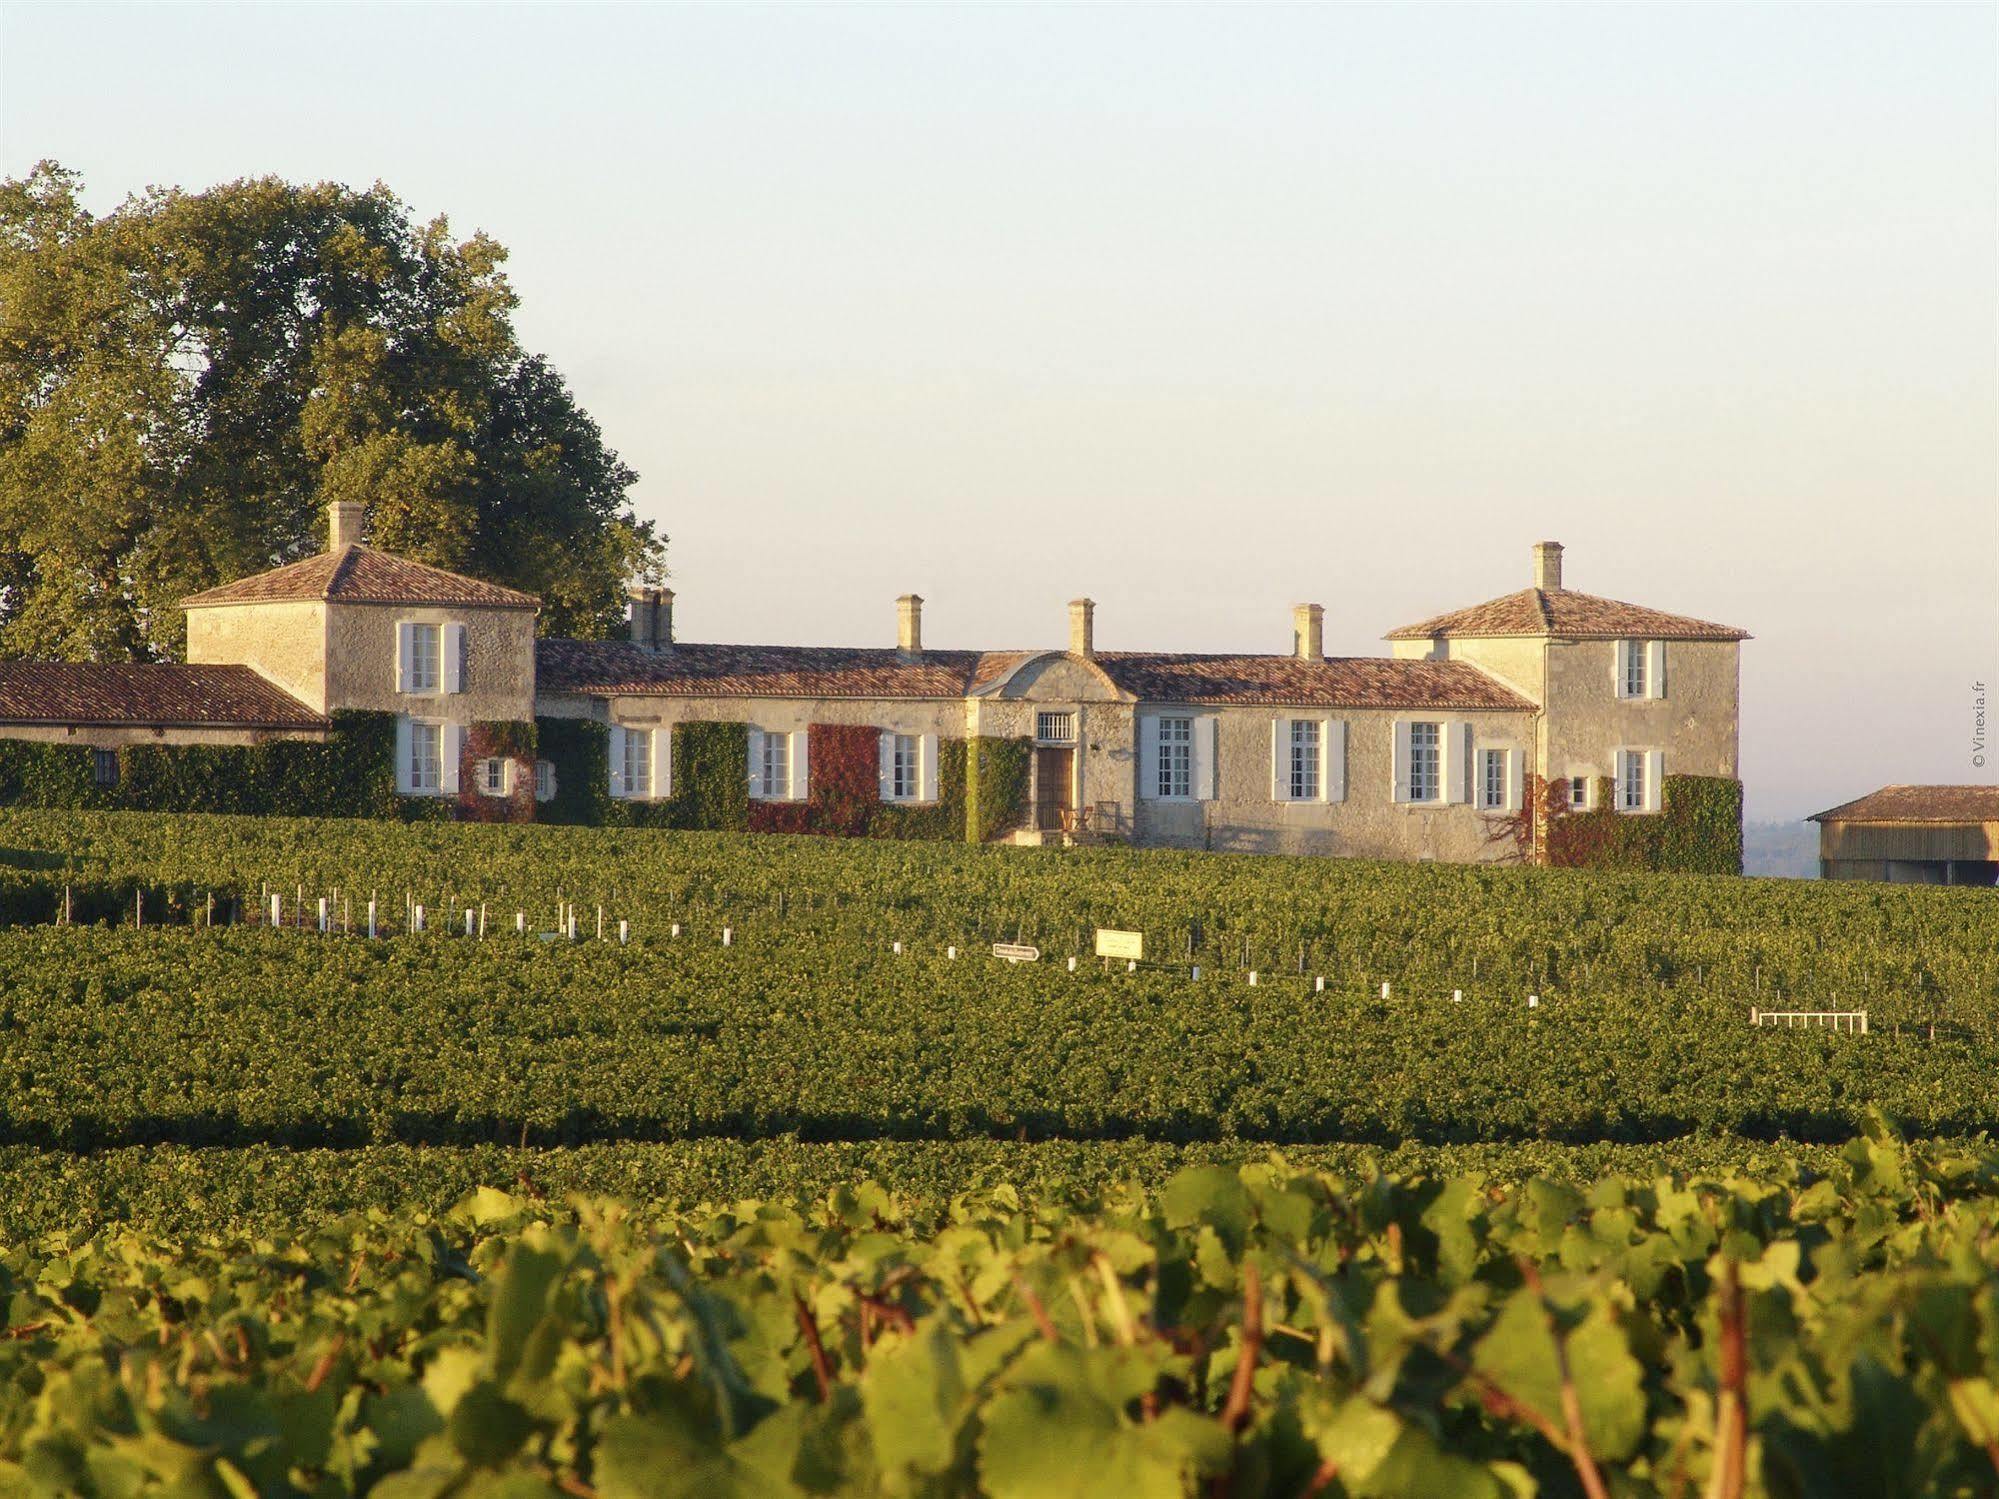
[1809,785,1999,885]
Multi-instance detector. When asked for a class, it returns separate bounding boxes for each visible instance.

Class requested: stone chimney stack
[627,587,674,651]
[1533,541,1564,593]
[897,594,924,658]
[327,500,366,551]
[1293,603,1325,662]
[1068,598,1096,660]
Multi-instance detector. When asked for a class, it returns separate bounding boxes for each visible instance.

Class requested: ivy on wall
[0,711,405,819]
[534,717,1028,844]
[1539,773,1744,875]
[455,721,538,824]
[967,736,1033,844]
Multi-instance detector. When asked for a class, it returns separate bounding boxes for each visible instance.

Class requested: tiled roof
[1809,786,1999,825]
[181,545,539,611]
[538,640,1532,710]
[0,664,326,729]
[536,640,1018,699]
[1092,653,1534,710]
[1384,588,1748,642]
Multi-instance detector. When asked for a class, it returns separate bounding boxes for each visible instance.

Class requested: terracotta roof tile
[1092,653,1534,709]
[538,640,1533,711]
[0,664,326,729]
[1809,785,1999,824]
[1384,587,1748,642]
[181,545,538,611]
[536,640,1007,699]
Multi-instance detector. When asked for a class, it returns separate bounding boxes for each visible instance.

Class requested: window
[622,728,653,799]
[1620,640,1646,700]
[1156,716,1193,799]
[409,721,443,793]
[879,733,914,801]
[1407,721,1441,802]
[1288,719,1321,801]
[1478,748,1509,810]
[1568,775,1592,810]
[761,729,791,800]
[1617,750,1650,813]
[408,623,441,694]
[91,749,118,788]
[1036,711,1075,744]
[476,757,510,797]
[534,760,556,803]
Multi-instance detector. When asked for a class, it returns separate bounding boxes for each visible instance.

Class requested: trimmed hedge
[0,711,404,819]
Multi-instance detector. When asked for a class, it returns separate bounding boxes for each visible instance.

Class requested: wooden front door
[1034,747,1074,831]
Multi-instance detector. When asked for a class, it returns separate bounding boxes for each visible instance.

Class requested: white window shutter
[1137,717,1160,801]
[654,726,673,798]
[1391,721,1411,803]
[440,724,462,794]
[396,622,415,694]
[920,733,939,803]
[1646,749,1665,813]
[746,729,765,800]
[1647,641,1667,700]
[1509,747,1526,811]
[394,715,413,794]
[1197,717,1218,801]
[1270,719,1290,802]
[442,623,466,694]
[1325,719,1347,803]
[877,731,895,802]
[790,729,810,801]
[608,725,627,798]
[1437,721,1461,803]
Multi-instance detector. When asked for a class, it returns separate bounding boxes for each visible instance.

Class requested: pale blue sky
[4,1,1994,820]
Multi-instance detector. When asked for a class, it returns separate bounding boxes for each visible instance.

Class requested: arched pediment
[975,651,1132,704]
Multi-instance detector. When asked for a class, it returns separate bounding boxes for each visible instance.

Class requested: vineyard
[2,809,1998,1492]
[1,1139,1997,1497]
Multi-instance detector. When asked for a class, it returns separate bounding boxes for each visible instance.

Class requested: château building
[0,502,1749,866]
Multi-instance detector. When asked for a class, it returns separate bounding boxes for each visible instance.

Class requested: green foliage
[669,720,752,831]
[1547,773,1744,874]
[0,919,1993,1151]
[1,1145,1999,1494]
[967,736,1032,842]
[1662,773,1745,874]
[0,161,663,658]
[533,715,610,826]
[0,711,401,818]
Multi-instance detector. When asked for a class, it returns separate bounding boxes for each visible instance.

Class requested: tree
[0,162,663,658]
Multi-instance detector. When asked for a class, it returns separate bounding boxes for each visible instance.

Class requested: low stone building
[1809,786,1999,885]
[0,508,1749,867]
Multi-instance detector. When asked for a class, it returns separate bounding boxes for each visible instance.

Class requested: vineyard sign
[1094,928,1144,961]
[991,941,1041,963]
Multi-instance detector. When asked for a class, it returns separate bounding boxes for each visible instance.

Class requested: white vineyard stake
[1248,971,1259,987]
[1380,982,1391,1000]
[318,897,328,934]
[1527,995,1539,1008]
[1315,976,1325,994]
[722,926,733,947]
[618,920,629,945]
[413,903,425,934]
[271,893,282,928]
[367,898,377,939]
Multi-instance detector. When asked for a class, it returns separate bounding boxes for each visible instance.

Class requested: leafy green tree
[0,161,663,658]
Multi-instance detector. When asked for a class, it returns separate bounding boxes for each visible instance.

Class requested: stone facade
[0,517,1748,865]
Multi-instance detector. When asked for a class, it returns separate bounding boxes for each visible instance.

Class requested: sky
[3,1,1994,823]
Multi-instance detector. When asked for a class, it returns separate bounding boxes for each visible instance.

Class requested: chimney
[628,587,673,651]
[327,500,366,551]
[1293,603,1324,661]
[1533,541,1564,593]
[1068,598,1095,659]
[896,594,924,657]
